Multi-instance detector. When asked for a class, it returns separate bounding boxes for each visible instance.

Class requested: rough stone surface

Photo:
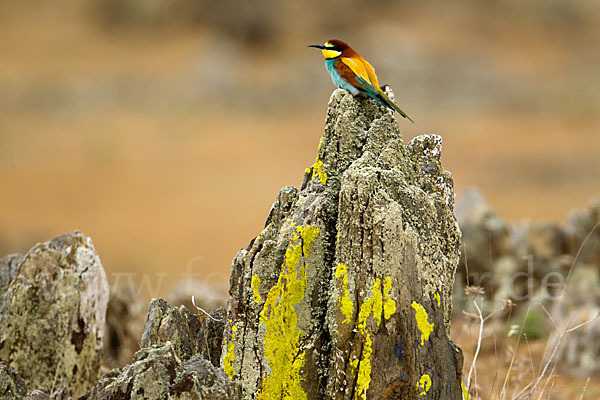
[222,89,464,399]
[197,307,226,367]
[83,343,240,400]
[0,254,23,309]
[0,361,27,399]
[142,298,202,361]
[0,232,109,398]
[141,298,225,367]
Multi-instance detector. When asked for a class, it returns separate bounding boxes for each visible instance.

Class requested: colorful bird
[308,39,414,123]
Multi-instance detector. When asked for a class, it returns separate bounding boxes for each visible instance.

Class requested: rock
[141,298,202,361]
[141,298,226,368]
[83,343,240,400]
[0,361,27,399]
[566,196,600,267]
[197,307,226,367]
[24,390,49,400]
[221,89,464,399]
[0,232,109,398]
[103,284,146,369]
[0,254,23,309]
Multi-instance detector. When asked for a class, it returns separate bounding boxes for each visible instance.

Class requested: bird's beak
[307,44,326,49]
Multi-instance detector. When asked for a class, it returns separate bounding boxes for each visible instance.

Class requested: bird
[308,39,414,123]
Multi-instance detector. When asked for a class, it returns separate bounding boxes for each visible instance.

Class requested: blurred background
[1,0,599,297]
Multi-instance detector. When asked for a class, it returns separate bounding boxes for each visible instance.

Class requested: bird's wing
[336,58,379,100]
[339,56,380,90]
[336,57,414,123]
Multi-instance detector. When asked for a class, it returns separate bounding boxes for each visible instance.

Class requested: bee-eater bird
[308,39,414,123]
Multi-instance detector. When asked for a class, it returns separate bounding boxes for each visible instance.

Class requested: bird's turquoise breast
[326,59,359,95]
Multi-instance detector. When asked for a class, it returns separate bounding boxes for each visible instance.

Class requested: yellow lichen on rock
[335,263,354,324]
[251,275,262,304]
[433,292,441,308]
[412,301,434,346]
[461,381,471,400]
[417,374,432,395]
[353,276,395,400]
[223,322,237,380]
[312,157,327,185]
[257,224,319,400]
[383,277,396,319]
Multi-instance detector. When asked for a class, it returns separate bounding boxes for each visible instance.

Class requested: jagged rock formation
[84,301,238,400]
[141,298,226,366]
[0,361,27,399]
[0,232,109,398]
[221,89,464,399]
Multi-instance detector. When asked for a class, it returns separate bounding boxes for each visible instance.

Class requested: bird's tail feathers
[376,89,414,123]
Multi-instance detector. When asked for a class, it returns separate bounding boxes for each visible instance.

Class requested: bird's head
[307,39,349,59]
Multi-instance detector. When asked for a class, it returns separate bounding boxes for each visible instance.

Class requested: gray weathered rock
[0,254,23,310]
[141,298,226,368]
[0,361,27,399]
[84,343,240,400]
[197,307,226,367]
[142,298,202,361]
[221,89,464,399]
[0,232,109,398]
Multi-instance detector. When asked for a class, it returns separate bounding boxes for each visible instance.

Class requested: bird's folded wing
[340,57,380,88]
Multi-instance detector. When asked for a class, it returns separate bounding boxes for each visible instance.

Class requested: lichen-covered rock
[141,299,226,367]
[0,254,23,309]
[142,298,202,361]
[0,361,27,399]
[222,89,464,399]
[197,307,226,367]
[24,390,49,400]
[83,343,240,400]
[0,232,109,398]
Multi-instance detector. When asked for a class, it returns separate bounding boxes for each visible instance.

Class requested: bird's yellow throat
[322,49,341,59]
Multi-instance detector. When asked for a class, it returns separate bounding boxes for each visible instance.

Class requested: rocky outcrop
[0,232,109,398]
[84,343,240,400]
[222,89,464,399]
[0,361,27,399]
[142,298,203,361]
[85,299,238,400]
